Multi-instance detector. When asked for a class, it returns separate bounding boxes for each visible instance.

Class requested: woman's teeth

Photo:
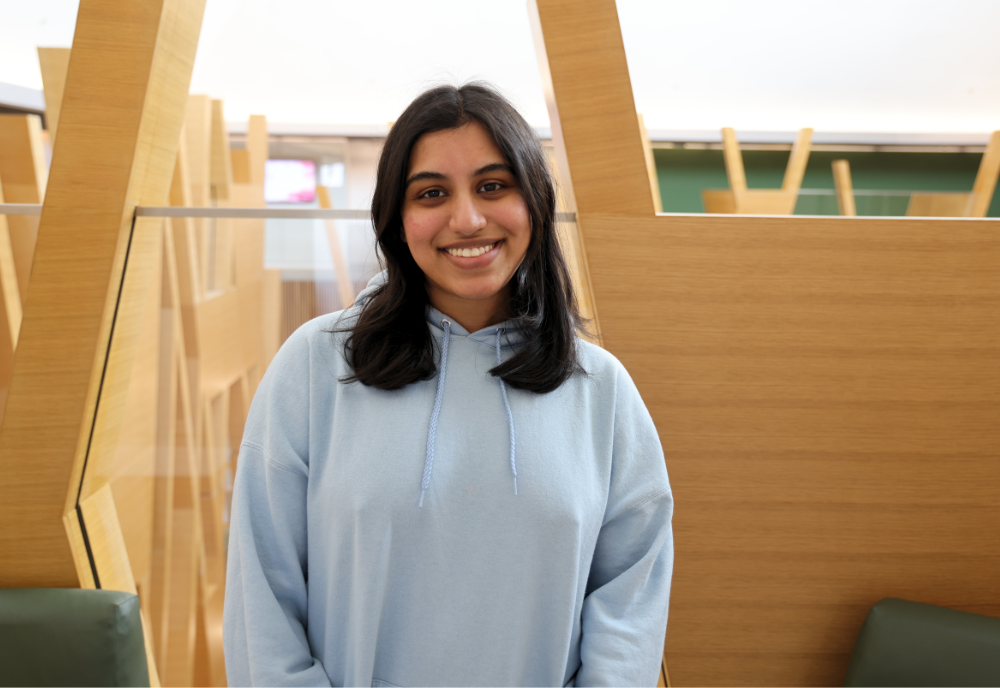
[445,241,497,258]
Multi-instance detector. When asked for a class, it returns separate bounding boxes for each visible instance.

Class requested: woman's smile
[441,238,503,266]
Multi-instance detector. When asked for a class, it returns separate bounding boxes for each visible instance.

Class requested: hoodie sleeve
[577,365,674,687]
[223,330,332,687]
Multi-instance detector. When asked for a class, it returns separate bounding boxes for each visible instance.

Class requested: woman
[224,83,673,687]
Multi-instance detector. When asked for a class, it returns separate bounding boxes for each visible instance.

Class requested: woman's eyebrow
[405,163,512,189]
[405,170,446,188]
[474,163,513,176]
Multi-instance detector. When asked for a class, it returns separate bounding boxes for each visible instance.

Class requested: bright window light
[265,159,316,203]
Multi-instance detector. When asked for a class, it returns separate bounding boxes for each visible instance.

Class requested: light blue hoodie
[224,275,673,687]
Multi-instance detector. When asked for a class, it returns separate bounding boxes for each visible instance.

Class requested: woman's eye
[419,189,445,199]
[480,182,503,193]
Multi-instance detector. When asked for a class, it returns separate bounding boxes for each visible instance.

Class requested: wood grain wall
[531,0,1000,685]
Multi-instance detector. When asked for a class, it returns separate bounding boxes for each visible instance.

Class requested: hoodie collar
[425,306,525,349]
[356,270,525,348]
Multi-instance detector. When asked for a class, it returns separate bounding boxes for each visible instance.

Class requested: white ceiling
[1,0,998,134]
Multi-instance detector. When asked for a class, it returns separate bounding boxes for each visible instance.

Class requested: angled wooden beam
[968,130,1000,218]
[0,0,206,590]
[781,128,813,193]
[528,0,654,218]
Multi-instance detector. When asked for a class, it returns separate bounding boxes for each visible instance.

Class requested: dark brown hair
[338,82,584,393]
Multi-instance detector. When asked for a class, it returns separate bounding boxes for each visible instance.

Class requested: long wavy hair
[339,82,585,393]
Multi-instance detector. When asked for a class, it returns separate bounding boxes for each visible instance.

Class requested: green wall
[654,148,1000,217]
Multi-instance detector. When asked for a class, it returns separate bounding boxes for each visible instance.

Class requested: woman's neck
[428,286,510,333]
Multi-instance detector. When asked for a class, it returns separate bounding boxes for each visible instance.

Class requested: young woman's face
[401,121,531,328]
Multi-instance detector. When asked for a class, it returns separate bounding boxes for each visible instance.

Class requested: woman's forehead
[408,122,508,175]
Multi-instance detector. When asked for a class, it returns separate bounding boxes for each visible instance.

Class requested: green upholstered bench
[0,588,149,687]
[844,597,1000,687]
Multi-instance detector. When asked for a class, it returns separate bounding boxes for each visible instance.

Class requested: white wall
[2,0,997,134]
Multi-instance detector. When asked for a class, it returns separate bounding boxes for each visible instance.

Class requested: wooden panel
[582,213,1000,686]
[832,160,856,216]
[906,192,970,217]
[37,48,71,144]
[532,2,1000,685]
[701,189,736,214]
[0,114,47,304]
[0,0,205,590]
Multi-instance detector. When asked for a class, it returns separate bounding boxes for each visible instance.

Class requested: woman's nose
[450,193,487,234]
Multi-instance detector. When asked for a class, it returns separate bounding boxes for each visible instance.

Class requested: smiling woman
[402,122,532,333]
[223,83,674,687]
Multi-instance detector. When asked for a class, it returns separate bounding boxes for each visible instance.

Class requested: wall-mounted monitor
[265,159,316,203]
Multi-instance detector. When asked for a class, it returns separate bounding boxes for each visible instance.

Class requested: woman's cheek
[402,211,442,249]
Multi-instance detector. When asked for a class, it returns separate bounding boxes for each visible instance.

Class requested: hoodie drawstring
[420,319,451,507]
[419,320,518,506]
[496,328,518,496]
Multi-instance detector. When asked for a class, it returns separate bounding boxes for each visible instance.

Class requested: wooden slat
[0,114,47,305]
[701,189,736,214]
[832,160,856,216]
[317,185,356,308]
[717,127,810,215]
[246,114,268,187]
[721,127,747,194]
[638,114,663,213]
[0,0,205,591]
[185,96,212,299]
[0,182,22,420]
[906,192,971,217]
[37,48,71,144]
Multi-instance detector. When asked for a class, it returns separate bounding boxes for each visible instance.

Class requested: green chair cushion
[844,597,1000,687]
[0,588,149,687]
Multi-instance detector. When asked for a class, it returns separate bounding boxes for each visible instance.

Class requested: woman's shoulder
[574,335,627,382]
[263,306,361,381]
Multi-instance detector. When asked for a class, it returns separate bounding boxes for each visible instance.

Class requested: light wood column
[0,0,206,593]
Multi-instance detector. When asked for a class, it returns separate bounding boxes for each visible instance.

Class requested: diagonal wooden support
[0,0,206,592]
